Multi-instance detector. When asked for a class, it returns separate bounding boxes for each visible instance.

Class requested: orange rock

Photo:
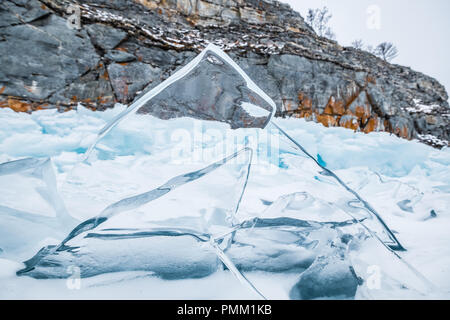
[317,114,337,127]
[353,105,371,123]
[186,16,198,26]
[324,104,333,115]
[353,106,364,118]
[367,75,376,84]
[299,111,312,120]
[7,98,32,112]
[325,96,345,115]
[396,125,410,139]
[298,92,312,109]
[339,116,359,131]
[402,127,409,139]
[0,86,5,94]
[344,108,354,117]
[384,119,391,131]
[363,117,378,133]
[333,102,345,115]
[100,70,109,80]
[98,96,114,104]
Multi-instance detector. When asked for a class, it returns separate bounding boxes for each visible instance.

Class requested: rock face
[0,0,448,147]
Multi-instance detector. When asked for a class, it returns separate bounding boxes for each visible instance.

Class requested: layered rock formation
[0,0,448,147]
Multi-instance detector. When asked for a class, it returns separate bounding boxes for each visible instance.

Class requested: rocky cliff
[1,0,448,147]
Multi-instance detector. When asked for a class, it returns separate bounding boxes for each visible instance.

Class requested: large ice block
[64,44,402,251]
[18,148,253,279]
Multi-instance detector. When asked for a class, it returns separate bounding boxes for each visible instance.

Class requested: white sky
[282,0,450,99]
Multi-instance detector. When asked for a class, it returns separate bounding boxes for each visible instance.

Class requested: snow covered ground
[0,105,449,299]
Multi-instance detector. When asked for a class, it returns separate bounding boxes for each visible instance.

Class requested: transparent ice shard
[0,158,74,258]
[86,43,276,158]
[27,43,435,299]
[218,189,358,299]
[221,194,437,299]
[66,43,402,250]
[267,122,405,250]
[349,236,440,299]
[62,44,276,219]
[17,148,253,281]
[0,158,67,217]
[341,168,449,223]
[342,169,424,214]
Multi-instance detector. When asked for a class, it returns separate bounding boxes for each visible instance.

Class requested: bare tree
[365,44,376,55]
[306,7,336,40]
[351,39,364,50]
[374,42,398,62]
[352,39,399,62]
